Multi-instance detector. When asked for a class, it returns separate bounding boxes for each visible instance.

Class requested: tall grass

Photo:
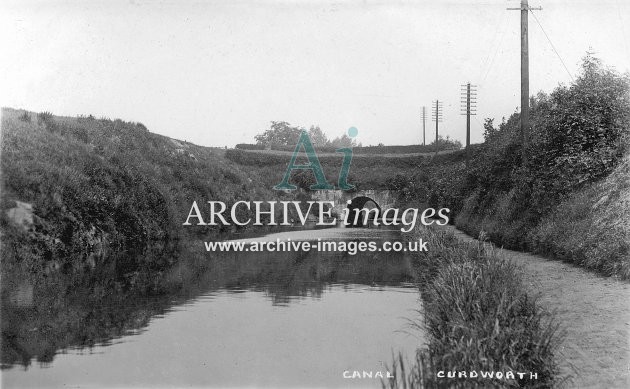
[384,227,561,388]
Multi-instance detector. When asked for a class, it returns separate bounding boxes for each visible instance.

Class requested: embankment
[0,108,279,279]
[421,55,630,279]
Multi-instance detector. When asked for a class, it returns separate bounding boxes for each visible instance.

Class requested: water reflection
[1,226,423,387]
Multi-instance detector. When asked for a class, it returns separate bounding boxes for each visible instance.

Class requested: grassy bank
[0,108,280,278]
[527,153,630,277]
[386,226,561,388]
[402,54,630,279]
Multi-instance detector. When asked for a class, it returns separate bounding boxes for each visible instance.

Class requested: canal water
[1,226,424,388]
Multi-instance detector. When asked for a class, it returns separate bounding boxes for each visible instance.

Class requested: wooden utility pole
[460,83,477,168]
[421,106,427,146]
[431,100,443,156]
[508,0,542,164]
[521,0,529,152]
[508,0,541,164]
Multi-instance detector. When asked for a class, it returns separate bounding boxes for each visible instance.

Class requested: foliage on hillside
[412,54,630,278]
[0,108,276,274]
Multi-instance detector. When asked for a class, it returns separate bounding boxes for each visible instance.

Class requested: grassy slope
[528,154,630,277]
[428,57,630,279]
[0,108,276,273]
[452,147,630,279]
[447,156,630,280]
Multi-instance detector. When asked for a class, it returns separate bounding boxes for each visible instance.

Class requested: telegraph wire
[482,15,509,83]
[529,10,575,81]
[478,11,507,82]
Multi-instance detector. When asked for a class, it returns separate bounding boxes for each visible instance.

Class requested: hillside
[410,55,630,279]
[528,153,630,276]
[0,108,278,274]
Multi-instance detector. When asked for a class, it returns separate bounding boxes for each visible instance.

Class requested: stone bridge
[309,190,398,219]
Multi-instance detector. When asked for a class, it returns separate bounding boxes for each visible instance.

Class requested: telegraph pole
[460,83,477,168]
[421,106,427,146]
[508,0,541,164]
[431,100,443,156]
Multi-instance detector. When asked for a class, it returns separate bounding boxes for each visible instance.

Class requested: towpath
[445,225,630,388]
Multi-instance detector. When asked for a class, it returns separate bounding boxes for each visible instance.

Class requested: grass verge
[384,226,561,388]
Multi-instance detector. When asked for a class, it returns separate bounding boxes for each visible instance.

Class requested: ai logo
[274,127,358,191]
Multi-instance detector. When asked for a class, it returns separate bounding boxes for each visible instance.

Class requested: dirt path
[445,225,630,389]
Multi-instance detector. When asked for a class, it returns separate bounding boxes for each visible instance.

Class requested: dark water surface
[1,226,424,388]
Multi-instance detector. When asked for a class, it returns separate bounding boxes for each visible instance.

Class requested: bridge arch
[346,196,381,227]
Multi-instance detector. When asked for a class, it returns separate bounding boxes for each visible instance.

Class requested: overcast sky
[1,0,629,147]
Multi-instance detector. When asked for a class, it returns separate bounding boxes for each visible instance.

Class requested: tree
[330,134,359,148]
[254,122,334,148]
[254,121,302,147]
[527,52,630,188]
[307,125,329,147]
[482,118,497,142]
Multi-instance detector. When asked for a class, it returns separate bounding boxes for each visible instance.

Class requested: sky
[1,0,629,147]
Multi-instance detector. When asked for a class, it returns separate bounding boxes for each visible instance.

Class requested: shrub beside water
[385,227,561,388]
